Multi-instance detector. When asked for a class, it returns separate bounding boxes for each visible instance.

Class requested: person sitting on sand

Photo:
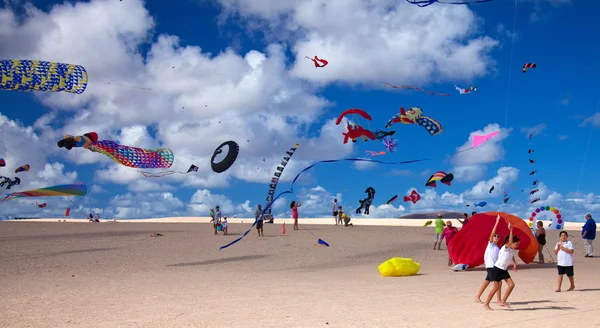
[440,221,459,266]
[221,216,228,235]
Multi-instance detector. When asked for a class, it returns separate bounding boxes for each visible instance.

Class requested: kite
[356,187,376,215]
[342,124,376,144]
[403,190,421,204]
[472,131,499,149]
[529,206,563,230]
[0,59,87,94]
[0,158,4,167]
[220,157,432,251]
[406,0,493,7]
[455,85,477,94]
[36,202,47,208]
[15,164,30,173]
[335,109,372,125]
[386,195,399,204]
[139,164,199,178]
[532,180,538,185]
[382,136,398,153]
[366,150,386,156]
[383,82,451,97]
[65,208,70,217]
[529,189,539,195]
[385,107,443,136]
[503,192,510,204]
[528,149,534,154]
[523,63,536,73]
[2,183,87,201]
[489,185,494,193]
[374,130,396,140]
[262,144,300,223]
[448,212,538,268]
[305,56,328,68]
[474,201,487,207]
[378,257,420,276]
[211,141,239,173]
[0,176,20,189]
[57,133,174,169]
[531,198,541,204]
[426,171,453,187]
[530,170,537,175]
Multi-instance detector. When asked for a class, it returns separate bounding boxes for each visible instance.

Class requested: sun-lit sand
[1,219,599,328]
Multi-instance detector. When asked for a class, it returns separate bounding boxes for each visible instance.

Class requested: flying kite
[383,82,451,97]
[365,150,386,157]
[385,107,443,136]
[305,56,328,68]
[139,164,199,177]
[382,136,398,153]
[336,109,376,143]
[211,141,239,173]
[262,143,300,222]
[36,202,47,208]
[426,171,454,187]
[403,190,421,204]
[472,131,499,148]
[356,187,376,215]
[474,201,487,207]
[2,183,87,201]
[0,176,20,189]
[406,0,493,7]
[374,130,396,140]
[386,195,399,204]
[335,109,372,125]
[0,59,88,94]
[455,85,477,94]
[15,164,30,173]
[57,133,174,169]
[0,158,5,167]
[523,63,536,73]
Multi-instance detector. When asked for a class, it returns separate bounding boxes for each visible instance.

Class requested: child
[484,222,520,310]
[554,231,575,292]
[291,201,301,230]
[440,221,459,266]
[221,216,228,235]
[434,214,445,250]
[338,207,353,227]
[475,215,502,304]
[535,221,546,263]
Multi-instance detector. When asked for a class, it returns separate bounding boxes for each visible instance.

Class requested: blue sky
[0,0,598,221]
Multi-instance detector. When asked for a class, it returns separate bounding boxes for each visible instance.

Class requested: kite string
[575,97,600,191]
[499,0,518,170]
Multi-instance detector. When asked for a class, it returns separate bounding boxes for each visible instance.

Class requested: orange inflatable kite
[448,212,538,268]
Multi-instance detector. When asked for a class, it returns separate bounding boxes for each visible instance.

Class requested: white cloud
[558,135,569,141]
[560,97,570,106]
[188,189,252,217]
[520,123,547,137]
[352,158,377,170]
[581,112,600,128]
[460,166,519,200]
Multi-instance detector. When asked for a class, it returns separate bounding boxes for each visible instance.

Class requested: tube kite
[262,144,300,222]
[383,82,451,97]
[211,141,239,173]
[57,133,174,169]
[406,0,493,6]
[0,59,88,94]
[139,164,199,177]
[2,183,87,201]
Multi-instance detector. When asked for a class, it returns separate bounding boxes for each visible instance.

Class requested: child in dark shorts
[484,221,520,310]
[554,231,575,292]
[475,215,502,303]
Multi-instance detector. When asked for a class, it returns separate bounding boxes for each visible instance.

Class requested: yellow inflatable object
[378,257,420,277]
[423,220,432,227]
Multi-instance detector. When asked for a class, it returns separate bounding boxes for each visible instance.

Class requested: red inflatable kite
[448,212,538,268]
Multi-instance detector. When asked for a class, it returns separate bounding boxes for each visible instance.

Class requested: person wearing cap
[476,215,503,304]
[582,213,596,257]
[434,214,445,250]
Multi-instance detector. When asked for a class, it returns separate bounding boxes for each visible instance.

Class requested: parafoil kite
[305,56,328,68]
[529,206,563,230]
[403,190,421,204]
[522,63,536,73]
[262,143,300,222]
[426,171,453,187]
[356,187,376,215]
[335,109,372,125]
[0,59,87,94]
[455,85,477,94]
[383,82,450,97]
[15,164,30,173]
[139,164,199,177]
[382,136,398,153]
[2,182,87,202]
[0,176,20,189]
[57,133,174,169]
[385,107,443,136]
[36,202,47,208]
[447,212,538,268]
[0,158,5,167]
[386,195,399,204]
[378,257,420,276]
[406,0,493,7]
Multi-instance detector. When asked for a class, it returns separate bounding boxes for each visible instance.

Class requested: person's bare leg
[556,275,563,292]
[567,276,575,291]
[475,280,490,303]
[499,278,514,307]
[496,281,502,303]
[484,282,499,310]
[433,241,437,250]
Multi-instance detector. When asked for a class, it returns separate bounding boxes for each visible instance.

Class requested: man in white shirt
[554,231,575,292]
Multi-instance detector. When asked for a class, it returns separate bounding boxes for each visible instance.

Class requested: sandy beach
[1,220,599,328]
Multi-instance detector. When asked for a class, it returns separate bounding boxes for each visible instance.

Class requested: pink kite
[472,131,499,149]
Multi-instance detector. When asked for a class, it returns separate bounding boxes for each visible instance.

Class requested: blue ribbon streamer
[219,157,432,250]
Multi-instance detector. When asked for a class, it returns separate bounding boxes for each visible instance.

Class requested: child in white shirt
[221,216,228,235]
[476,215,502,303]
[553,230,575,292]
[484,221,520,310]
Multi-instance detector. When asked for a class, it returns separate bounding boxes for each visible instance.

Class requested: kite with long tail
[305,56,328,68]
[383,82,451,97]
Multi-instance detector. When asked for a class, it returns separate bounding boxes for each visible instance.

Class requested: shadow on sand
[167,255,269,267]
[508,305,576,311]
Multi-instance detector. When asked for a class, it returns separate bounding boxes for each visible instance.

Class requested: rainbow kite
[2,183,87,201]
[0,59,88,94]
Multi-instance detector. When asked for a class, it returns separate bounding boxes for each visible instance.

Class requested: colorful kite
[305,56,328,68]
[335,109,372,125]
[139,164,199,177]
[523,63,536,73]
[472,131,499,148]
[336,109,376,143]
[403,190,421,204]
[262,143,300,222]
[382,136,398,153]
[57,133,174,169]
[0,158,5,167]
[383,82,451,97]
[65,208,70,217]
[530,206,563,230]
[0,59,87,94]
[385,107,443,136]
[365,150,386,156]
[426,171,453,187]
[36,202,47,208]
[406,0,493,6]
[455,85,477,94]
[2,182,87,201]
[15,164,30,173]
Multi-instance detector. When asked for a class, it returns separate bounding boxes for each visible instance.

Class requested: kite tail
[88,140,174,169]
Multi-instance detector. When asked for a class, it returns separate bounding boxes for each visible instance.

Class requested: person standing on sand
[332,199,339,225]
[211,206,222,235]
[291,201,301,230]
[582,213,596,257]
[221,216,228,235]
[440,221,459,265]
[554,231,575,292]
[458,213,469,226]
[434,214,445,250]
[535,221,546,263]
[484,223,519,310]
[255,204,264,237]
[475,215,502,304]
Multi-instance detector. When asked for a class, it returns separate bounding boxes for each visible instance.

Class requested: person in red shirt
[441,221,459,266]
